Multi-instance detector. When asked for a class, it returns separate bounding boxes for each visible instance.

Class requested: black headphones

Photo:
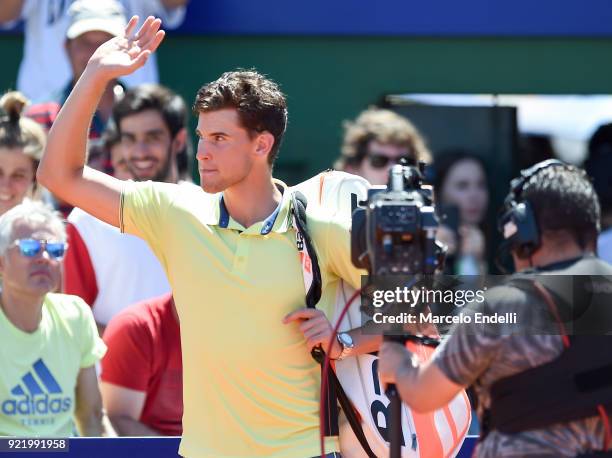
[497,159,568,259]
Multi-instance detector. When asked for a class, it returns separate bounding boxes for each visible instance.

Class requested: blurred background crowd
[1,0,612,441]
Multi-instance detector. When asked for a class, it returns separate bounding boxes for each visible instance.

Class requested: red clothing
[101,293,183,436]
[63,222,98,307]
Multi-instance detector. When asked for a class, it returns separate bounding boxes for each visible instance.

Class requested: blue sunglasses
[13,239,67,260]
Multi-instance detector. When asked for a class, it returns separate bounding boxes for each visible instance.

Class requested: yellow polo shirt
[120,180,362,458]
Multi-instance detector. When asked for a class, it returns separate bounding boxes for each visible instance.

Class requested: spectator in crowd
[584,123,612,264]
[335,107,432,185]
[432,151,489,274]
[0,0,189,102]
[26,0,127,142]
[517,133,555,170]
[0,200,111,437]
[110,149,132,181]
[112,84,187,183]
[23,0,129,216]
[100,293,182,436]
[63,84,193,335]
[87,119,133,180]
[105,122,132,181]
[0,91,45,216]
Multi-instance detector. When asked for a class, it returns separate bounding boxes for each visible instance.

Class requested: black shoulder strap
[330,370,378,458]
[291,191,322,307]
[291,190,378,458]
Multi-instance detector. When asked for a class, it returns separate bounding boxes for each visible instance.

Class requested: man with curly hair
[335,107,431,185]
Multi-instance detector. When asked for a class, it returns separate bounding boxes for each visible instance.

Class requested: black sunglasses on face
[367,153,415,169]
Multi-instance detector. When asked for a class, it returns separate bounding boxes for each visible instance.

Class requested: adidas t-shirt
[0,293,106,437]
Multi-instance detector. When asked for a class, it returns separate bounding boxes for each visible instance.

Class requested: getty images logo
[2,359,72,415]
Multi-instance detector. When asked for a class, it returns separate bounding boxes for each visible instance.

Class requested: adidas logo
[2,359,72,416]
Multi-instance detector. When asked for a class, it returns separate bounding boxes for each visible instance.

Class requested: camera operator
[378,160,612,457]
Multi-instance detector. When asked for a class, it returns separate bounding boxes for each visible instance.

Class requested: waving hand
[37,16,166,229]
[87,16,166,81]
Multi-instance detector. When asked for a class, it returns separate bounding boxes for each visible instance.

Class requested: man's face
[65,30,114,80]
[353,141,413,185]
[0,220,63,297]
[195,109,260,194]
[119,109,175,182]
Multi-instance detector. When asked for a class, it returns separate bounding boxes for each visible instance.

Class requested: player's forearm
[0,0,23,23]
[37,68,107,196]
[109,415,162,436]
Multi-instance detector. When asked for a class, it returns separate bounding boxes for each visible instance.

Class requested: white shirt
[67,206,172,326]
[13,0,186,102]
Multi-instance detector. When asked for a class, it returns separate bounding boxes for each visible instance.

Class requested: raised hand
[86,16,166,81]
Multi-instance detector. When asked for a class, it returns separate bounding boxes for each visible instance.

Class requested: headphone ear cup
[513,201,540,258]
[499,159,566,260]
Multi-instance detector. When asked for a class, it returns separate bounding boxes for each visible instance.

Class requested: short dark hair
[193,70,288,166]
[113,84,191,177]
[113,84,188,139]
[522,165,600,249]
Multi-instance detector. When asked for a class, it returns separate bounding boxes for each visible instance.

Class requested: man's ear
[171,128,188,155]
[254,131,275,160]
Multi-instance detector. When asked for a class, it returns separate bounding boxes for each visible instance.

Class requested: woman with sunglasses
[0,200,112,437]
[0,91,45,216]
[335,107,431,185]
[433,151,490,275]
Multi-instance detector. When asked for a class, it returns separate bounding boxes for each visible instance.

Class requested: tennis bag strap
[291,191,377,458]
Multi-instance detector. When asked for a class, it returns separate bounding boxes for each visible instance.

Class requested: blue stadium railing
[0,436,478,457]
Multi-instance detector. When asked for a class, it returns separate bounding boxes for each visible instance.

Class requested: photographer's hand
[378,342,413,389]
[283,308,342,359]
[379,342,466,413]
